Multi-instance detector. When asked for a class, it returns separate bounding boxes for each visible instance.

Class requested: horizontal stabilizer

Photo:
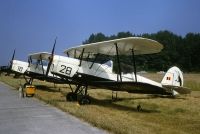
[163,85,191,94]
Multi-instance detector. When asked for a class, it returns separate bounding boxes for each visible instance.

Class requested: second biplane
[10,39,66,86]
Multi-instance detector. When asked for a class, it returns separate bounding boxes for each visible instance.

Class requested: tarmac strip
[0,82,107,134]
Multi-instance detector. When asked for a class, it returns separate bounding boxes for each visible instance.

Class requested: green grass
[142,73,200,91]
[1,73,200,134]
[183,74,200,91]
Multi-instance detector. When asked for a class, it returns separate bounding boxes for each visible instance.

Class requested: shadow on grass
[90,97,160,113]
[123,94,186,101]
[88,93,187,113]
[147,94,187,100]
[101,94,187,103]
[35,85,60,93]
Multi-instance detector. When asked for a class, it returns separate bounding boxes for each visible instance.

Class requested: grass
[0,73,200,134]
[141,73,200,91]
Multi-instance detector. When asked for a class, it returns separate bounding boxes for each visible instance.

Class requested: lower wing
[89,81,191,95]
[89,81,172,95]
[162,85,191,94]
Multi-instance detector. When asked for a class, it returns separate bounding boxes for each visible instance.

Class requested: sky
[0,0,200,65]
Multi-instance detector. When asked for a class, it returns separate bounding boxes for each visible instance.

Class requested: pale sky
[0,0,200,65]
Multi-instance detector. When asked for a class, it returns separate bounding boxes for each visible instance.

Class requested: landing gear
[66,92,77,101]
[137,104,142,112]
[112,91,118,101]
[66,85,91,105]
[78,95,91,105]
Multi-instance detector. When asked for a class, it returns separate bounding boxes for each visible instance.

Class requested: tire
[66,92,77,101]
[30,94,34,97]
[78,96,91,105]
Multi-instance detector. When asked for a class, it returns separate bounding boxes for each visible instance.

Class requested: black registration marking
[59,65,72,76]
[18,66,23,72]
[59,65,66,73]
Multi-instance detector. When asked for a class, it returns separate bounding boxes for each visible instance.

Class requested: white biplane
[9,37,190,104]
[0,49,29,77]
[10,39,66,86]
[42,37,190,104]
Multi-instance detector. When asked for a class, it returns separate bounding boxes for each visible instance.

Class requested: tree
[82,31,200,72]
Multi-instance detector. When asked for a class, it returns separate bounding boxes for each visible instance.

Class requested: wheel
[66,92,77,101]
[30,94,34,97]
[137,104,142,112]
[23,83,30,89]
[78,96,91,105]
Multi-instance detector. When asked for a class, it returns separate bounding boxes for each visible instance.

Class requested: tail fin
[161,66,183,87]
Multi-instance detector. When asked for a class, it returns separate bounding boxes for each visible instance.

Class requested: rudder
[161,66,183,87]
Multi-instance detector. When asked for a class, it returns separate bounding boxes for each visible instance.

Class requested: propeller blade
[46,37,57,76]
[51,37,57,55]
[9,49,16,69]
[11,49,16,61]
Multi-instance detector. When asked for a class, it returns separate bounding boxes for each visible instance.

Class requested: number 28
[59,65,72,76]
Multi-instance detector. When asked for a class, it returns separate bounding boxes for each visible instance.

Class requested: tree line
[83,31,200,73]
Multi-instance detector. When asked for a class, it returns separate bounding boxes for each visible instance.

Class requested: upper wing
[28,52,51,60]
[64,37,163,58]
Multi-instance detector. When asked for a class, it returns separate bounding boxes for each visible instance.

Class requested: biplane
[0,50,15,75]
[0,49,28,77]
[44,37,191,105]
[24,52,67,84]
[10,39,67,86]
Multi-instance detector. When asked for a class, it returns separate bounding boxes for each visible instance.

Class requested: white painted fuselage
[11,60,29,74]
[51,55,162,88]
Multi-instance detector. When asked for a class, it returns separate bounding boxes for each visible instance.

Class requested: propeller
[9,49,16,69]
[4,49,16,75]
[46,37,57,76]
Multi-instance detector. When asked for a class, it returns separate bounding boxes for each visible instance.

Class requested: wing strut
[131,49,137,82]
[74,49,77,58]
[39,54,45,75]
[9,49,16,69]
[79,48,85,66]
[89,53,99,69]
[115,43,122,82]
[66,52,69,57]
[28,56,32,67]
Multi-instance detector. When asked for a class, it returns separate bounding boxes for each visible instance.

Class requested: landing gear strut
[66,85,91,105]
